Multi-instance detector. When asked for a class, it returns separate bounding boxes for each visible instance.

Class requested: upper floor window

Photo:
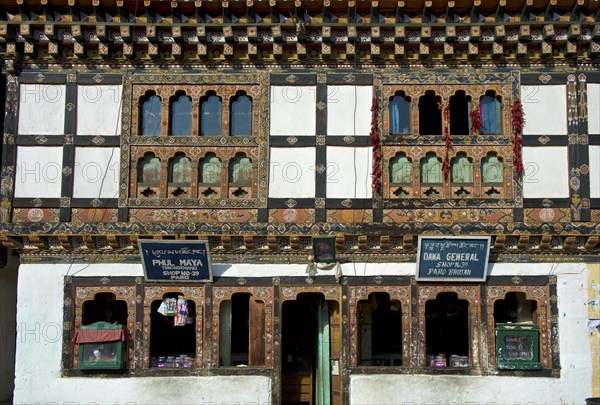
[390,153,413,186]
[418,91,442,135]
[480,91,502,135]
[420,153,443,185]
[230,92,252,136]
[389,92,411,135]
[199,153,222,186]
[169,92,192,136]
[200,92,222,136]
[229,153,253,187]
[482,152,504,186]
[451,152,474,185]
[449,91,472,136]
[140,92,162,136]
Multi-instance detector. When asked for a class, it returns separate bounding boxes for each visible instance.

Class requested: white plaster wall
[270,86,316,135]
[350,262,593,404]
[0,253,18,403]
[326,146,373,199]
[13,262,593,403]
[13,263,271,405]
[588,83,600,135]
[522,146,570,198]
[327,86,372,135]
[590,145,600,199]
[268,147,315,198]
[72,147,120,198]
[18,84,66,135]
[521,85,567,135]
[14,146,63,198]
[76,85,123,136]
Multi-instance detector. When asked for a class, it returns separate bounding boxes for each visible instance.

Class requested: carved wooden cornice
[1,1,599,66]
[2,233,599,259]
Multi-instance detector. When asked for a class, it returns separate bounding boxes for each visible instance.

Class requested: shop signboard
[139,240,213,282]
[416,236,491,282]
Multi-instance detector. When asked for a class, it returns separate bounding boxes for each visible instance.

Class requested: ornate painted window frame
[119,73,270,210]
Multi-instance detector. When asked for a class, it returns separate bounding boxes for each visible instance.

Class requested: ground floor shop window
[358,292,403,366]
[425,292,469,367]
[82,292,128,326]
[219,292,266,367]
[65,277,555,375]
[150,293,196,367]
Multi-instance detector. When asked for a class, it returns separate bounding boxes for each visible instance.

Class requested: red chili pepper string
[370,97,382,195]
[442,103,452,180]
[511,100,524,176]
[470,102,482,135]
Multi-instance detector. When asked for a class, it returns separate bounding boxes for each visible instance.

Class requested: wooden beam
[396,1,406,23]
[348,1,356,24]
[370,1,379,24]
[495,0,506,23]
[195,1,207,24]
[144,0,157,24]
[322,0,331,23]
[571,0,585,22]
[222,1,231,24]
[544,0,558,21]
[445,1,455,24]
[294,0,306,23]
[41,0,54,22]
[17,1,30,22]
[470,0,482,23]
[521,0,533,23]
[269,0,279,24]
[246,0,256,24]
[69,1,81,22]
[422,0,432,24]
[93,2,106,23]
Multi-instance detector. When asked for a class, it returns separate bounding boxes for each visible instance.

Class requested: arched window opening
[482,153,504,185]
[390,153,412,185]
[358,292,402,366]
[219,293,265,367]
[420,153,443,185]
[230,92,252,136]
[480,91,502,135]
[140,92,161,136]
[169,92,192,136]
[199,153,222,198]
[389,91,411,135]
[425,292,469,367]
[229,154,253,185]
[418,91,442,135]
[200,92,222,136]
[168,153,192,185]
[138,153,161,198]
[451,152,474,185]
[449,91,472,136]
[199,153,222,185]
[82,292,127,327]
[168,153,192,198]
[494,292,538,325]
[150,293,196,367]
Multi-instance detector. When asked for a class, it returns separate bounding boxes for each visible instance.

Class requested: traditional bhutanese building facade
[0,0,599,404]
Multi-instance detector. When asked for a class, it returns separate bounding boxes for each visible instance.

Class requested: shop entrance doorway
[281,292,341,405]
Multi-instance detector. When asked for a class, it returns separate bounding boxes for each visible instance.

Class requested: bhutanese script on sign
[139,240,213,282]
[416,236,491,282]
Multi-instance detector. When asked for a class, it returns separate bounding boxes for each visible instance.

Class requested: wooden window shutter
[248,297,265,366]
